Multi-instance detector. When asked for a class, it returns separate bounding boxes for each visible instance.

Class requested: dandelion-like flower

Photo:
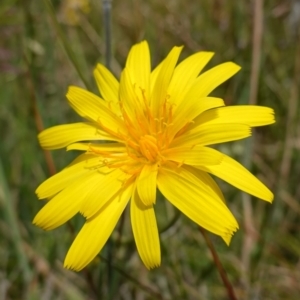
[34,41,275,271]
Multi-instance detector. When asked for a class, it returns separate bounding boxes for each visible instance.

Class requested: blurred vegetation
[0,0,300,299]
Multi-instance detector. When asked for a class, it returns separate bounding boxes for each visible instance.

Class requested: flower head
[34,41,275,271]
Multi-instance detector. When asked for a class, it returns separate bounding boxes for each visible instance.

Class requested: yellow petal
[198,153,274,202]
[194,105,275,127]
[126,41,151,99]
[136,164,158,206]
[131,186,161,269]
[36,153,99,199]
[151,46,183,115]
[38,122,118,150]
[150,61,163,94]
[33,171,99,230]
[80,169,129,219]
[168,51,214,108]
[157,164,238,241]
[67,86,125,134]
[119,68,144,120]
[170,97,225,139]
[93,64,119,103]
[171,123,251,148]
[64,183,133,271]
[222,235,233,245]
[184,165,226,203]
[185,62,241,99]
[163,145,223,166]
[67,142,126,153]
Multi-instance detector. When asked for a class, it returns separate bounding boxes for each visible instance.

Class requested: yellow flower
[34,41,275,271]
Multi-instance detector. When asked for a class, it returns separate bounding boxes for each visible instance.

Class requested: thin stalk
[241,0,264,296]
[199,227,237,300]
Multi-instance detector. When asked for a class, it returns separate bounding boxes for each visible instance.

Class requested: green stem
[199,227,237,300]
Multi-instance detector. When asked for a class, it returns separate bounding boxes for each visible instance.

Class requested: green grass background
[0,0,299,299]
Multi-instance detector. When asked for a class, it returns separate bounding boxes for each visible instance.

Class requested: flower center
[139,135,159,162]
[96,85,175,168]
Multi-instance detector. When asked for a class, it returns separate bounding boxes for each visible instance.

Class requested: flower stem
[199,227,237,300]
